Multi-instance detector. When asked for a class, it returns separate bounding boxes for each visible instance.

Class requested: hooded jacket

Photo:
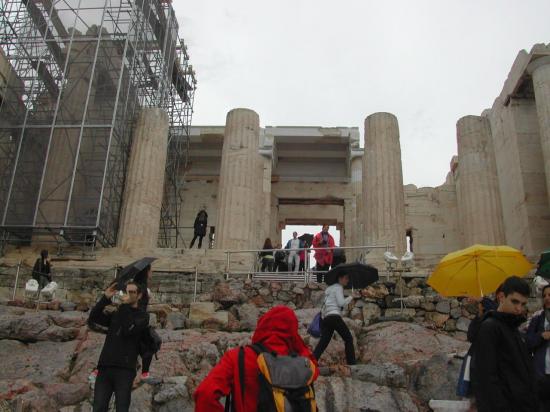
[472,311,537,412]
[194,306,319,412]
[525,310,550,378]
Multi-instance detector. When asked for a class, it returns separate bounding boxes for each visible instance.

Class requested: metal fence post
[12,260,22,300]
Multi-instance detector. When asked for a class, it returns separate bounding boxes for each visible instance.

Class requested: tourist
[313,273,358,365]
[312,225,335,282]
[194,306,319,411]
[285,231,304,272]
[471,276,537,412]
[273,244,287,272]
[134,265,155,381]
[88,282,149,412]
[32,249,52,289]
[259,238,274,272]
[525,284,550,411]
[466,286,501,344]
[190,208,208,249]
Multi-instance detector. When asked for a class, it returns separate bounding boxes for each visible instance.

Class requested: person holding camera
[312,225,335,282]
[88,281,149,412]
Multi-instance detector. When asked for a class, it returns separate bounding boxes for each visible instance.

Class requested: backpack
[225,343,317,412]
[140,326,162,359]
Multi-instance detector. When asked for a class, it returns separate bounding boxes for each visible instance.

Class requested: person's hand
[120,294,131,304]
[352,290,361,299]
[542,331,550,340]
[104,284,117,299]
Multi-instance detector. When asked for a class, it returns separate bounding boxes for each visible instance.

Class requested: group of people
[463,275,550,412]
[259,225,346,281]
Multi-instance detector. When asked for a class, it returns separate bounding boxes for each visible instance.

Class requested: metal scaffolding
[0,0,196,252]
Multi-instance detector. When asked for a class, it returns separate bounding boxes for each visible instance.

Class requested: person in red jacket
[312,224,336,283]
[194,306,319,412]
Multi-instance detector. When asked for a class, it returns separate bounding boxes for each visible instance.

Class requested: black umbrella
[298,233,314,246]
[324,262,379,289]
[114,257,157,290]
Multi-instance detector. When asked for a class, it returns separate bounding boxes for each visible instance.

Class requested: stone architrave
[362,113,406,257]
[456,115,505,246]
[215,108,263,250]
[528,56,550,207]
[117,107,169,250]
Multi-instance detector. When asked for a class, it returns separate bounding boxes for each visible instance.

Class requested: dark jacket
[472,311,537,412]
[526,311,549,378]
[88,295,149,371]
[194,211,208,236]
[32,258,51,282]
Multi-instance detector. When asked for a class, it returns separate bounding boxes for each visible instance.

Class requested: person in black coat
[32,249,51,289]
[525,284,550,411]
[471,276,537,412]
[89,281,149,412]
[190,209,208,249]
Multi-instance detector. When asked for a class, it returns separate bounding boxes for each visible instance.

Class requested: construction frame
[0,0,196,253]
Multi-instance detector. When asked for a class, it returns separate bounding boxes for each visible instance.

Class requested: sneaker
[88,369,98,383]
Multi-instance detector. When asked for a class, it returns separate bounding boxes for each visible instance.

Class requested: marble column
[362,112,406,257]
[215,108,263,250]
[351,156,363,248]
[456,115,505,246]
[117,108,169,250]
[528,56,550,207]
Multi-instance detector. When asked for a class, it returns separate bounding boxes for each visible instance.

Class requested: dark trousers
[93,367,135,412]
[313,315,356,365]
[316,264,330,283]
[538,375,550,412]
[190,234,204,248]
[261,258,274,272]
[142,354,153,374]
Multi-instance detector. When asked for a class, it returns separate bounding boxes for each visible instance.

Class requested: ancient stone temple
[182,44,550,264]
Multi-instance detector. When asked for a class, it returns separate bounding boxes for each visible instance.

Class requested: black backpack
[140,326,162,359]
[225,343,317,412]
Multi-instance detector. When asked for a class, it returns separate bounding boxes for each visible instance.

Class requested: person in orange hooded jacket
[312,224,335,283]
[194,306,319,412]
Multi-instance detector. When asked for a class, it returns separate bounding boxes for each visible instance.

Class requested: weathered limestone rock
[361,303,381,325]
[456,115,505,246]
[349,363,408,388]
[363,112,407,257]
[235,303,260,331]
[118,108,169,250]
[215,108,263,250]
[188,302,228,327]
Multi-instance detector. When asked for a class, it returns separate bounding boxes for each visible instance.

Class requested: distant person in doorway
[32,249,52,289]
[259,238,275,272]
[312,225,335,282]
[190,209,208,249]
[273,243,288,272]
[285,232,304,272]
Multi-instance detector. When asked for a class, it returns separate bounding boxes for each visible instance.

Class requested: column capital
[527,55,550,76]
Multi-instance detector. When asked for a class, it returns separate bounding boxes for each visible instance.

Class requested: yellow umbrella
[427,244,533,298]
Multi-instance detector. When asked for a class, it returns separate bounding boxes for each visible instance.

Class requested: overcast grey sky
[174,0,550,188]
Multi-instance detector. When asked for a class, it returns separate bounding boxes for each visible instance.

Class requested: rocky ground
[0,298,470,412]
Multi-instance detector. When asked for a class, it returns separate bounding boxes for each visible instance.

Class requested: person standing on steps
[190,208,208,249]
[285,231,304,272]
[32,249,52,290]
[313,273,358,365]
[312,224,335,282]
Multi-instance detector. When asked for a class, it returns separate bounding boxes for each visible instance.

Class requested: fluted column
[528,56,550,207]
[117,108,169,250]
[456,115,505,246]
[363,113,406,257]
[350,156,363,257]
[215,109,263,250]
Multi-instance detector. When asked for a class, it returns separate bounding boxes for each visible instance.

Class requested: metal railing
[223,244,394,282]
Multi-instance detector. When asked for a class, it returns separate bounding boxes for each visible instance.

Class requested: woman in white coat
[313,273,357,365]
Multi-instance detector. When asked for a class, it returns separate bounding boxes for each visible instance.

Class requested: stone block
[435,300,451,314]
[456,317,471,332]
[425,312,450,328]
[188,302,228,327]
[362,303,382,326]
[384,308,416,318]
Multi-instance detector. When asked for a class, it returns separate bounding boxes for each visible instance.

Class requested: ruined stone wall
[404,178,461,265]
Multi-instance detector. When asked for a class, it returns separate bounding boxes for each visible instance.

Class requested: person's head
[293,231,298,239]
[337,274,349,287]
[322,224,329,233]
[125,281,143,307]
[263,238,272,249]
[542,284,550,310]
[497,276,530,315]
[40,249,48,260]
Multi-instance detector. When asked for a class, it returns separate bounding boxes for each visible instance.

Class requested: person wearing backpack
[194,306,319,412]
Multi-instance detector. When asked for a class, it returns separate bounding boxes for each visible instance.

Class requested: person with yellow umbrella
[428,245,536,411]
